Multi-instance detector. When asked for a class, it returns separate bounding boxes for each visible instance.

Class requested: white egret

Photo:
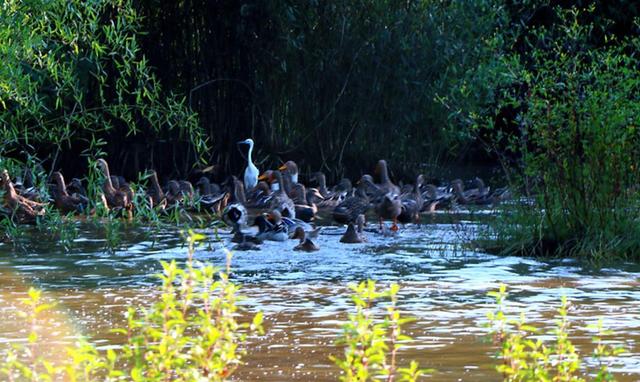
[237,138,259,190]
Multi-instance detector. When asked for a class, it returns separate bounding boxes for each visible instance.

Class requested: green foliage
[481,6,640,259]
[331,280,430,382]
[0,231,263,381]
[487,284,626,381]
[260,0,505,174]
[0,0,206,168]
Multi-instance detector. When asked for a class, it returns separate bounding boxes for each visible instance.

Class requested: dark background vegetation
[1,0,639,182]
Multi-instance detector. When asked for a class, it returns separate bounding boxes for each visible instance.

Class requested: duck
[195,177,221,198]
[292,227,320,252]
[332,178,370,224]
[232,236,261,251]
[290,184,317,222]
[51,171,89,214]
[67,178,87,198]
[421,183,454,211]
[374,192,402,232]
[197,177,228,213]
[279,167,306,205]
[237,138,259,190]
[340,214,367,243]
[96,159,130,211]
[1,169,46,223]
[374,160,401,196]
[146,170,167,209]
[451,178,491,205]
[312,172,331,198]
[398,174,424,224]
[179,180,195,199]
[262,170,296,219]
[165,180,184,205]
[279,160,299,185]
[245,180,271,209]
[310,173,349,210]
[224,202,248,228]
[254,210,289,242]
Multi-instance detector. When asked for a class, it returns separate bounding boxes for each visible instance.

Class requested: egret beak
[237,140,247,145]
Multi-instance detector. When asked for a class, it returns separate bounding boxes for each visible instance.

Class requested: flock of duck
[0,138,510,251]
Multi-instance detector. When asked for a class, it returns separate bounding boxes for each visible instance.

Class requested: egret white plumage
[237,138,259,190]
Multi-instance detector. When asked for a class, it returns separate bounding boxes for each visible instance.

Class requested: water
[1,211,639,381]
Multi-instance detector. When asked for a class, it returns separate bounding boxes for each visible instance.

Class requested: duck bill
[278,164,287,171]
[258,174,268,181]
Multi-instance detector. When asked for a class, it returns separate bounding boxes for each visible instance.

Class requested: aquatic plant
[36,208,78,251]
[0,231,263,381]
[486,284,626,381]
[331,280,430,382]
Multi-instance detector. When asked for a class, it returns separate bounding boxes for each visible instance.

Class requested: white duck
[237,138,259,190]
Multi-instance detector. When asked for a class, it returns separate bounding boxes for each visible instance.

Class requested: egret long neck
[247,141,254,165]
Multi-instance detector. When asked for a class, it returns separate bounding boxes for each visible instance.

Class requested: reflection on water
[0,212,639,381]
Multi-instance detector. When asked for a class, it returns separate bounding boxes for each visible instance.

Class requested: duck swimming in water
[254,210,289,242]
[332,177,370,224]
[292,227,320,252]
[340,214,367,244]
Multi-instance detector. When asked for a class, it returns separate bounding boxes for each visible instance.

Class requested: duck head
[278,161,299,184]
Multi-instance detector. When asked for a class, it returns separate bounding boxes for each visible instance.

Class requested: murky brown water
[1,211,639,381]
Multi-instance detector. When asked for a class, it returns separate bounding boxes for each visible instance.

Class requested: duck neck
[318,174,328,195]
[151,172,164,199]
[3,176,17,199]
[99,161,115,192]
[55,174,69,196]
[380,164,391,185]
[452,182,468,203]
[281,171,292,195]
[234,180,247,204]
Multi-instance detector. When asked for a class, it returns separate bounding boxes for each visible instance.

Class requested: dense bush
[0,0,206,178]
[480,6,640,259]
[139,0,504,179]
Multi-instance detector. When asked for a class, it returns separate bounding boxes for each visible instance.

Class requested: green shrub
[482,6,640,260]
[331,280,430,382]
[0,231,263,381]
[487,284,625,381]
[0,0,206,168]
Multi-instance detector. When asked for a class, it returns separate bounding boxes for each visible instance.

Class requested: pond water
[1,211,639,381]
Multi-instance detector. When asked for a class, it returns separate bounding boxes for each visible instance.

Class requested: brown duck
[340,214,367,243]
[332,178,370,224]
[374,160,400,195]
[374,192,402,231]
[147,170,167,209]
[96,159,130,211]
[292,227,320,252]
[51,171,89,214]
[398,174,424,224]
[1,169,46,223]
